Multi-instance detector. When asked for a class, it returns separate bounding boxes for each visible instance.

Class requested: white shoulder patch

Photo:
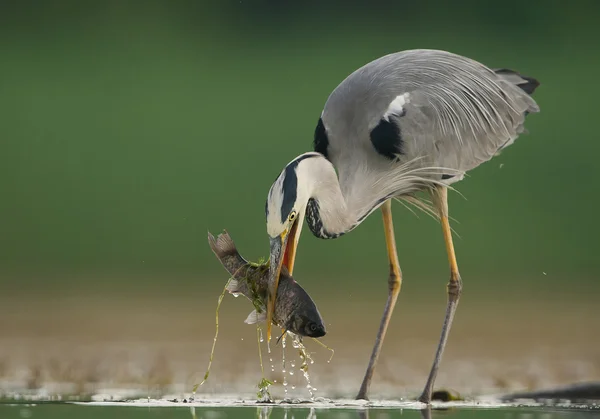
[383,93,410,121]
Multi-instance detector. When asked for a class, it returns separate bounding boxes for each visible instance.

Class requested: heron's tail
[493,68,540,95]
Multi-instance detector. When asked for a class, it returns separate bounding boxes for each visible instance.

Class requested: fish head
[286,312,326,338]
[282,282,326,338]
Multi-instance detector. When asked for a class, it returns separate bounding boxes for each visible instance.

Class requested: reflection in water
[357,408,369,419]
[256,406,317,419]
[258,406,274,419]
[186,401,596,419]
[358,407,432,419]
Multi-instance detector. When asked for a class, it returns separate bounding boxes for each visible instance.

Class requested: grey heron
[263,49,540,402]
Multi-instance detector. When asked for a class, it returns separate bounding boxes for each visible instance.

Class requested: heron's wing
[323,50,540,175]
[384,59,540,174]
[320,50,540,214]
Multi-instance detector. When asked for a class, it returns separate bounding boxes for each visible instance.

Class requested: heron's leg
[356,199,403,400]
[418,186,462,404]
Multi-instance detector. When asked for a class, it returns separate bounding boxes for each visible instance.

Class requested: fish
[208,230,326,339]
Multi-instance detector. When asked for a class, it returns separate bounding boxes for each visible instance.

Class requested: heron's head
[265,153,321,282]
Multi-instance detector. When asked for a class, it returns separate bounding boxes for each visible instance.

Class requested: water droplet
[289,371,294,375]
[232,293,240,298]
[289,333,317,400]
[291,385,296,390]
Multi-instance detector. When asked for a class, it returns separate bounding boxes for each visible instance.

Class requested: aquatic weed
[192,258,269,395]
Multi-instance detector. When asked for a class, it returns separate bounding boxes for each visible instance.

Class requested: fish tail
[207,230,238,258]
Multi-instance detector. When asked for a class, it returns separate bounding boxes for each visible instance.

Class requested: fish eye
[309,323,318,332]
[288,211,297,222]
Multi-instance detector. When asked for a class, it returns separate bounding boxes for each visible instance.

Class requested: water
[2,297,598,416]
[282,334,289,399]
[291,334,317,400]
[0,404,597,419]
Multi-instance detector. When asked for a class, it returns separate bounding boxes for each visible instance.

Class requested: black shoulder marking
[370,118,404,160]
[313,118,329,160]
[494,68,540,95]
[441,174,454,180]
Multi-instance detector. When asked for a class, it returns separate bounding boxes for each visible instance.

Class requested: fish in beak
[266,215,302,341]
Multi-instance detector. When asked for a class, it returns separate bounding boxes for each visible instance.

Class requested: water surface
[1,404,597,419]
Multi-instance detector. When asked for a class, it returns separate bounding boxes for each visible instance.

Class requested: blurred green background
[1,0,599,299]
[2,1,600,402]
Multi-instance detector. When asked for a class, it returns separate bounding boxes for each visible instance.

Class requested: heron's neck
[298,156,376,239]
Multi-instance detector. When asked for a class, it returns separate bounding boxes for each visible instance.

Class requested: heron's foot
[355,389,369,401]
[418,391,431,404]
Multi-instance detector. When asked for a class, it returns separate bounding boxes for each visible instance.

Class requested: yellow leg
[356,199,403,400]
[419,186,463,403]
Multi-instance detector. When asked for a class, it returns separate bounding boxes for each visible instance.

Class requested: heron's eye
[288,211,297,222]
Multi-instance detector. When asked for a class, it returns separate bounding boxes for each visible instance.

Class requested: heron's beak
[266,217,301,341]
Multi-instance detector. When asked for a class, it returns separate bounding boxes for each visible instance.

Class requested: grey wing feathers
[318,49,540,207]
[370,50,540,173]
